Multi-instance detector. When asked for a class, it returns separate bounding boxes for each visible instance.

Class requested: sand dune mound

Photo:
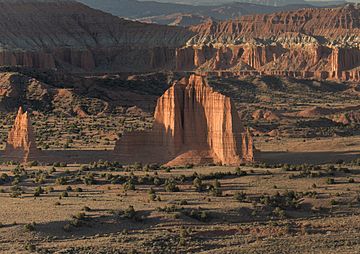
[297,106,334,118]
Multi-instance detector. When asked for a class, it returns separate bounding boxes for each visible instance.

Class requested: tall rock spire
[4,107,39,163]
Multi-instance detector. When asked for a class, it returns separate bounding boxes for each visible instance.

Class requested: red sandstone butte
[2,76,255,166]
[4,107,39,163]
[115,74,254,166]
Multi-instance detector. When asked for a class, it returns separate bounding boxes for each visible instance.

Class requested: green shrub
[165,179,180,192]
[34,186,44,197]
[234,191,247,202]
[273,207,286,218]
[124,180,136,191]
[82,206,91,212]
[326,178,335,184]
[124,206,136,219]
[193,177,205,192]
[61,191,69,198]
[24,222,36,232]
[235,167,248,176]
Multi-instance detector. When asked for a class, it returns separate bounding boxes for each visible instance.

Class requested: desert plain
[0,0,359,253]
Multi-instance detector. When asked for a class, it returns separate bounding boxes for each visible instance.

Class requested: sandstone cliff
[4,107,39,163]
[176,4,360,81]
[1,1,359,81]
[0,0,193,72]
[115,75,254,166]
[189,4,360,42]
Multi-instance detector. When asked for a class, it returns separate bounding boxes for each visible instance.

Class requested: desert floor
[0,160,359,254]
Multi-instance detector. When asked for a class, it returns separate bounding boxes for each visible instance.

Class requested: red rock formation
[333,111,360,125]
[190,5,360,41]
[242,128,254,162]
[177,43,360,82]
[297,106,334,118]
[115,75,255,166]
[176,5,360,81]
[330,47,360,79]
[0,0,193,73]
[0,1,358,81]
[4,107,39,163]
[252,109,280,121]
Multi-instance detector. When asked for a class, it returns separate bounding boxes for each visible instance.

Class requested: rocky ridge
[77,0,316,26]
[0,0,193,72]
[177,4,360,81]
[0,1,358,82]
[0,69,172,115]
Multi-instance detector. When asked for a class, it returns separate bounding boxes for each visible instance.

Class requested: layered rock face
[177,4,360,81]
[0,0,193,73]
[115,75,254,166]
[189,4,360,41]
[1,1,359,81]
[4,107,39,162]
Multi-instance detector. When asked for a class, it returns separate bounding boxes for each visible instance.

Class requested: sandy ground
[0,163,359,253]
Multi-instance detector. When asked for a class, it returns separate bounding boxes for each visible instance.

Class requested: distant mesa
[2,75,255,166]
[176,4,360,81]
[0,1,358,81]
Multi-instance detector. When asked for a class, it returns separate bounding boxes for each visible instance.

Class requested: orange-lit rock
[252,109,280,122]
[4,107,39,163]
[115,74,255,166]
[177,5,360,81]
[1,77,255,166]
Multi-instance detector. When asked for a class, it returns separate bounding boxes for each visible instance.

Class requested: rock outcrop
[4,107,39,162]
[189,4,360,41]
[176,4,360,81]
[252,109,280,121]
[0,1,359,82]
[333,111,360,125]
[0,0,193,73]
[114,75,255,165]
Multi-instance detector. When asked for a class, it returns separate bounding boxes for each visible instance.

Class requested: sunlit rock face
[176,4,360,81]
[115,75,255,166]
[2,76,255,166]
[4,107,39,163]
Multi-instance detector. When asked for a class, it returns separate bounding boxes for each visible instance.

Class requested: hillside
[189,4,360,41]
[0,1,358,81]
[0,0,193,72]
[76,0,317,26]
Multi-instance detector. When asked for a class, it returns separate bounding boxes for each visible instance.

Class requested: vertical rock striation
[177,5,360,81]
[4,107,39,163]
[115,75,255,166]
